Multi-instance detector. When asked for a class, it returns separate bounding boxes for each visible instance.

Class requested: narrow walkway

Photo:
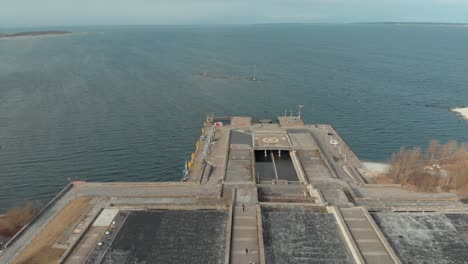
[230,188,260,264]
[340,208,396,264]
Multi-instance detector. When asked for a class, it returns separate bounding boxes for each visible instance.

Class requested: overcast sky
[1,0,468,27]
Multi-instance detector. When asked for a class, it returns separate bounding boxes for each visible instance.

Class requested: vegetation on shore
[0,203,40,238]
[376,140,468,193]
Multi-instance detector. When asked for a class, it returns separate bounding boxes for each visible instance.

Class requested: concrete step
[230,201,260,264]
[340,208,398,264]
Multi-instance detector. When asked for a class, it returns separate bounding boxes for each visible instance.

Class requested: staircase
[340,208,400,264]
[229,187,260,264]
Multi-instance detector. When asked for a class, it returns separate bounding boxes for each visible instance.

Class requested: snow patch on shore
[363,162,389,175]
[452,107,468,120]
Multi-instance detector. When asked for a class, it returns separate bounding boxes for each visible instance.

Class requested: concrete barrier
[224,189,235,264]
[251,149,256,183]
[342,182,359,202]
[221,129,232,183]
[199,162,207,184]
[290,150,309,184]
[307,185,325,204]
[327,125,365,170]
[256,204,266,264]
[1,182,74,251]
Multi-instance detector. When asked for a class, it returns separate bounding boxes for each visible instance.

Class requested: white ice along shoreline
[452,107,468,120]
[362,162,390,175]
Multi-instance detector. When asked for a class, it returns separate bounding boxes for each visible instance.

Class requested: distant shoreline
[0,31,72,39]
[355,22,468,27]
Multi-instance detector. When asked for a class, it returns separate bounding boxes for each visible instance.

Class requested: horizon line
[1,21,468,29]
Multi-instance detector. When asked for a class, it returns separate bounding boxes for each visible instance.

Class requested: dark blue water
[1,24,467,211]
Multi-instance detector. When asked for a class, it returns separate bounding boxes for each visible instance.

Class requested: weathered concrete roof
[2,116,467,264]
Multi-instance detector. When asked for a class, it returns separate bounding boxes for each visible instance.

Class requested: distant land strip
[355,22,468,26]
[0,31,72,39]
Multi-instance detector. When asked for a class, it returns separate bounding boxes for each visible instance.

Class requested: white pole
[253,64,256,81]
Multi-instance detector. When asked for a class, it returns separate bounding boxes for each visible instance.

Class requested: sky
[1,0,468,27]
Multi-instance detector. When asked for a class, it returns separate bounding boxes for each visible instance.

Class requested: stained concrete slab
[230,130,252,146]
[92,209,120,227]
[100,210,227,264]
[288,133,318,150]
[372,212,468,264]
[226,148,252,182]
[262,207,354,264]
[229,149,251,160]
[226,160,252,182]
[297,150,334,181]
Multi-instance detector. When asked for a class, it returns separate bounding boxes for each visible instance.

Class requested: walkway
[230,187,260,264]
[340,208,399,264]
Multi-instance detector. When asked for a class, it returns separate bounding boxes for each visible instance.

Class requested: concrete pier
[2,115,468,264]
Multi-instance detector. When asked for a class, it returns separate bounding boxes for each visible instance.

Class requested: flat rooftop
[262,206,354,264]
[372,212,468,263]
[1,115,467,264]
[98,210,227,264]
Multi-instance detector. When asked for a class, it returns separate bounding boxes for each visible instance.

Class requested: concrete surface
[262,207,354,264]
[372,212,468,264]
[3,115,468,264]
[92,209,119,227]
[100,210,227,264]
[340,208,394,264]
